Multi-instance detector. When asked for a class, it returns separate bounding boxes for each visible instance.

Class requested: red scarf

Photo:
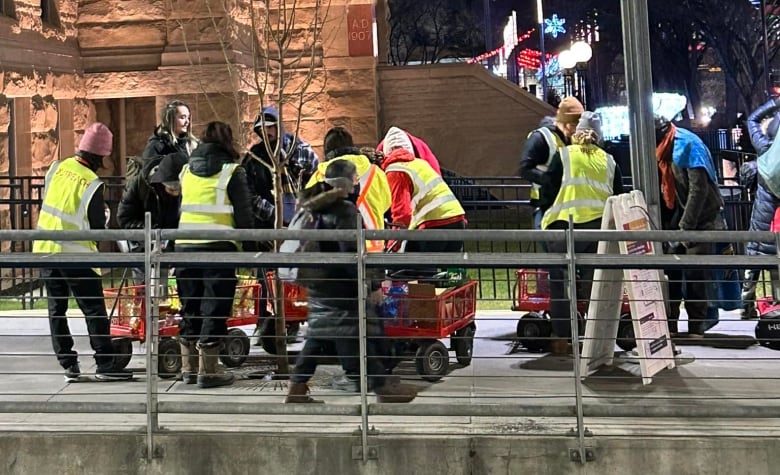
[655,124,677,209]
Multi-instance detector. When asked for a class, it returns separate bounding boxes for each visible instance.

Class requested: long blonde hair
[156,100,198,153]
[571,129,601,151]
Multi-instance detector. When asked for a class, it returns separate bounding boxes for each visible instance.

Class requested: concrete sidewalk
[0,307,776,436]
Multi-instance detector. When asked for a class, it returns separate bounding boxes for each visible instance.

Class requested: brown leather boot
[196,342,235,389]
[374,381,417,403]
[285,382,324,403]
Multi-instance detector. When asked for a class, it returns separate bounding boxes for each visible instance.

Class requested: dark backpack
[277,208,323,282]
[756,297,780,351]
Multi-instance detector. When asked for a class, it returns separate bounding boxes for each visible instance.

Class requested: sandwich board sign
[580,190,676,385]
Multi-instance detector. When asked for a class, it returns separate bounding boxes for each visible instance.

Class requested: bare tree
[680,0,780,113]
[171,0,330,373]
[388,0,483,65]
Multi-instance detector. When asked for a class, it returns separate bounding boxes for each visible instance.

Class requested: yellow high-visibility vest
[177,163,240,248]
[384,159,464,229]
[307,154,391,252]
[541,145,616,229]
[528,127,565,202]
[33,157,103,255]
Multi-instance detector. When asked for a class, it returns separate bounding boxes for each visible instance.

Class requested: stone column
[12,98,31,176]
[57,99,74,160]
[374,0,390,66]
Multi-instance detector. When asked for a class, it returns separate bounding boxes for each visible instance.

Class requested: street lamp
[558,41,593,108]
[537,0,547,100]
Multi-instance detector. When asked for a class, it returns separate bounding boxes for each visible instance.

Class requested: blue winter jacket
[747,181,780,256]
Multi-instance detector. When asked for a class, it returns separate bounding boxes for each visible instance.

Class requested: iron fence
[0,174,761,310]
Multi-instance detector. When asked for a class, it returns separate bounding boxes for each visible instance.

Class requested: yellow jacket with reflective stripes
[528,127,565,202]
[541,145,616,230]
[33,156,103,254]
[177,163,241,248]
[306,154,391,252]
[384,158,464,230]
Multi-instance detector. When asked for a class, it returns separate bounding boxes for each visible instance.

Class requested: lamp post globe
[559,49,577,69]
[570,40,592,63]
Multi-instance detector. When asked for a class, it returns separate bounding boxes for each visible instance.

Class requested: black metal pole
[761,0,771,97]
[483,0,493,71]
[539,0,547,100]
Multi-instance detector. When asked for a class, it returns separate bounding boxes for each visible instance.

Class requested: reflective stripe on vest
[541,146,615,229]
[385,159,464,229]
[308,156,389,252]
[528,127,564,201]
[178,163,239,246]
[33,157,102,255]
[355,164,384,252]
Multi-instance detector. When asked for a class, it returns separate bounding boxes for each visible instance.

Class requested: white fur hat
[383,126,413,152]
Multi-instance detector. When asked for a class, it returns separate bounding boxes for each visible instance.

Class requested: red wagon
[105,280,262,376]
[383,279,478,381]
[511,269,634,352]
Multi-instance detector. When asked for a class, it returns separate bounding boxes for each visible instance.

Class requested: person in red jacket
[377,126,442,176]
[380,127,466,255]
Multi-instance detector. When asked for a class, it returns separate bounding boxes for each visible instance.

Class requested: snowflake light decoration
[544,14,566,39]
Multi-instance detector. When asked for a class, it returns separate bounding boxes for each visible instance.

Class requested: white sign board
[580,191,676,384]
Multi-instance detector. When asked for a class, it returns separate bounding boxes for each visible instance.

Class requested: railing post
[355,215,370,461]
[566,222,588,464]
[143,212,159,460]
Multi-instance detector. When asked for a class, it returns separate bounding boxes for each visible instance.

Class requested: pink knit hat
[78,122,113,156]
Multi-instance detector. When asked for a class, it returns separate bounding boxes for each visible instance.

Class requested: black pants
[545,219,600,338]
[41,268,115,370]
[665,242,714,335]
[404,220,466,254]
[292,334,389,390]
[175,251,237,345]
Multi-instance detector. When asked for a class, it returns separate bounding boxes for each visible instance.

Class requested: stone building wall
[377,63,554,179]
[0,0,378,184]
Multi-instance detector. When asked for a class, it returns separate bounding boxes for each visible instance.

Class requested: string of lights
[466,28,536,64]
[517,49,555,69]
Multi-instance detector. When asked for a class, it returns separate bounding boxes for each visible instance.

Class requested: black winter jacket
[242,143,277,229]
[117,156,180,231]
[518,125,569,210]
[141,129,196,167]
[176,143,255,252]
[671,164,724,232]
[296,185,383,338]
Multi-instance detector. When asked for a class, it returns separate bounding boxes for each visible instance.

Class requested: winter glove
[666,241,685,253]
[253,197,275,222]
[739,161,757,193]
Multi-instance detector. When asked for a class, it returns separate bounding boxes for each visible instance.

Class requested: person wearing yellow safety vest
[306,126,391,254]
[519,97,584,230]
[33,122,133,382]
[541,112,625,355]
[175,122,255,389]
[380,127,466,255]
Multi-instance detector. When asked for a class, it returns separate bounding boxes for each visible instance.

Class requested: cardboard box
[406,283,448,329]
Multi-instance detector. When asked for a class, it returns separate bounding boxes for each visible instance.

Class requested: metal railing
[0,224,779,462]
